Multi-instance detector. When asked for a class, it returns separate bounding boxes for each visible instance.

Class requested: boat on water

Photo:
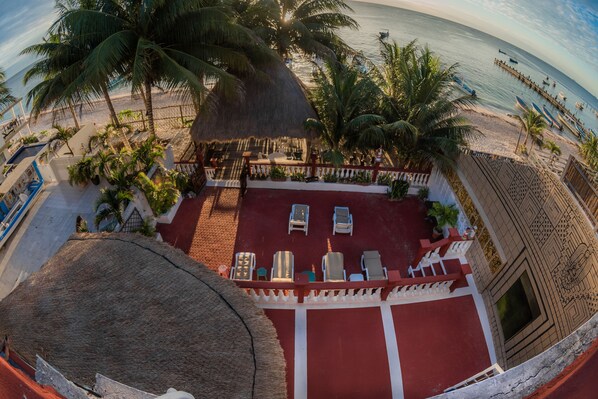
[379,29,389,39]
[498,49,507,55]
[543,106,562,130]
[453,76,477,97]
[542,80,549,85]
[558,92,567,101]
[558,113,578,136]
[515,96,529,111]
[509,57,518,64]
[532,103,552,127]
[575,102,584,111]
[575,124,587,140]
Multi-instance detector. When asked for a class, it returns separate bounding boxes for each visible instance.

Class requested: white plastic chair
[333,206,353,235]
[289,204,309,235]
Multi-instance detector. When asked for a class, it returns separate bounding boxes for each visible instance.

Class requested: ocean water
[4,0,598,136]
[338,1,598,136]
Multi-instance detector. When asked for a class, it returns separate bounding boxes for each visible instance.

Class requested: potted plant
[290,171,306,182]
[323,172,338,183]
[68,157,97,186]
[417,187,429,201]
[387,179,410,201]
[377,173,393,186]
[352,170,372,185]
[427,202,459,238]
[270,166,287,181]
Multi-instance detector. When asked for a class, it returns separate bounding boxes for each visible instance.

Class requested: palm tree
[94,187,134,230]
[135,171,179,216]
[48,125,76,155]
[305,59,386,166]
[56,0,258,137]
[514,109,546,155]
[376,40,476,170]
[579,133,598,171]
[543,140,561,165]
[232,0,358,59]
[0,68,15,110]
[131,137,164,170]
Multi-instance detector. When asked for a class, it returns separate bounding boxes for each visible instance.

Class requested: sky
[0,0,597,97]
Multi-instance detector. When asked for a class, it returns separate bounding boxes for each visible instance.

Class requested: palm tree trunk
[67,99,80,130]
[144,80,155,137]
[101,81,120,127]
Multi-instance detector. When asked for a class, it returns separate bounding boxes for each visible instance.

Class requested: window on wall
[496,271,541,341]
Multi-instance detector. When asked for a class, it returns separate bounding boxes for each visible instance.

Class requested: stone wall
[457,154,598,368]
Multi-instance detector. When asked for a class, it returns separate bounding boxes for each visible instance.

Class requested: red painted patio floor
[159,188,435,278]
[264,297,491,399]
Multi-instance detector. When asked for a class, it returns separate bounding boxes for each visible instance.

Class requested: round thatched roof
[191,60,317,142]
[0,233,286,399]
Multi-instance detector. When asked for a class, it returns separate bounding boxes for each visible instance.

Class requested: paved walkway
[0,182,99,299]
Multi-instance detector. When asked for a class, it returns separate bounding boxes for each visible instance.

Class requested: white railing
[205,167,216,180]
[249,161,431,187]
[444,240,474,258]
[239,276,458,306]
[385,280,455,300]
[174,162,197,175]
[443,364,504,392]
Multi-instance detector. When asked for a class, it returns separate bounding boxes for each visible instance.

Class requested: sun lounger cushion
[363,251,386,280]
[234,252,253,280]
[272,251,294,282]
[293,205,308,222]
[325,252,345,281]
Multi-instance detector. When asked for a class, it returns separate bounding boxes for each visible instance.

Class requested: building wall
[458,154,598,368]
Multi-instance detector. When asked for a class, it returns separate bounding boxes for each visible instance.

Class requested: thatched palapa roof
[191,60,317,142]
[0,233,287,398]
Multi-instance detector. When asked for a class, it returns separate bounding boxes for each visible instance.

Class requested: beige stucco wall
[457,154,598,368]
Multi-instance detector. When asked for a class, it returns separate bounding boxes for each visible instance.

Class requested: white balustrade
[445,240,473,257]
[386,280,454,300]
[204,167,216,180]
[174,163,197,176]
[304,288,382,304]
[245,288,298,304]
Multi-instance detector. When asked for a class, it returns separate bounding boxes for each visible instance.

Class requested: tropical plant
[544,140,561,165]
[56,0,259,137]
[388,179,409,200]
[417,186,430,201]
[514,109,546,154]
[305,59,386,167]
[375,40,476,171]
[290,171,306,182]
[323,172,338,183]
[270,166,287,180]
[427,202,459,234]
[351,170,371,184]
[232,0,358,59]
[131,137,164,170]
[0,67,15,109]
[68,156,96,186]
[134,217,157,237]
[94,187,134,230]
[21,135,40,145]
[136,172,179,216]
[376,173,393,186]
[579,133,598,171]
[48,125,76,155]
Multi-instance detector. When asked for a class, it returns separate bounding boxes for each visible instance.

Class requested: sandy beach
[25,90,580,165]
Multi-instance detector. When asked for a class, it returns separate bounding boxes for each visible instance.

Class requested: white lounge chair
[322,252,347,282]
[271,251,294,282]
[289,204,309,235]
[407,258,435,277]
[360,251,388,280]
[230,252,256,280]
[333,206,353,235]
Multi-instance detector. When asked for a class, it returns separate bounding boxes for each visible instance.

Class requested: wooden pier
[494,59,589,138]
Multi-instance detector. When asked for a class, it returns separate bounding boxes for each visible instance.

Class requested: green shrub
[388,179,410,200]
[351,170,372,184]
[427,202,459,228]
[290,172,305,182]
[21,135,39,145]
[417,186,430,200]
[323,172,338,183]
[377,173,393,186]
[270,166,287,180]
